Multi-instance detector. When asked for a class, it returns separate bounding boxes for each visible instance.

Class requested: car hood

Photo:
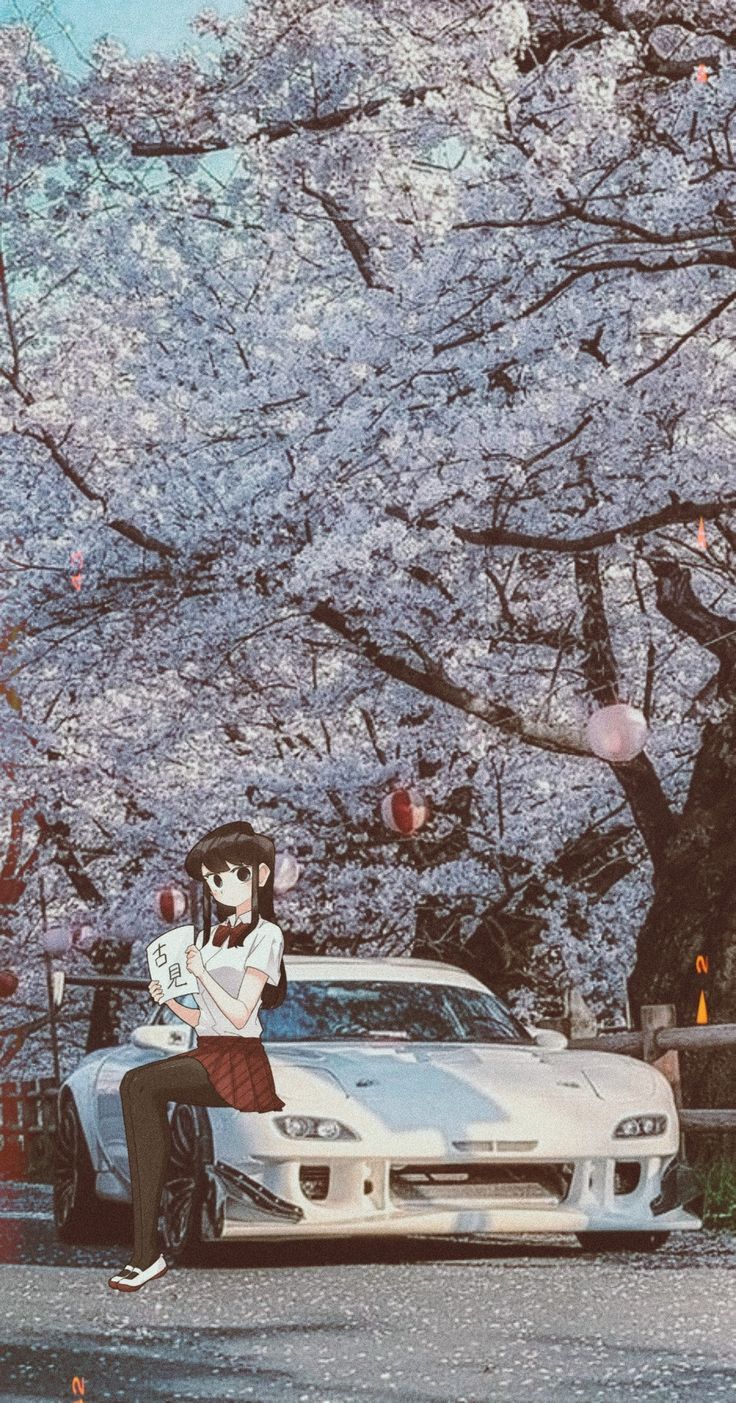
[271,1043,664,1125]
[571,1050,662,1100]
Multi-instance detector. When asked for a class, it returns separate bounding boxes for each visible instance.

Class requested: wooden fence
[0,1077,58,1179]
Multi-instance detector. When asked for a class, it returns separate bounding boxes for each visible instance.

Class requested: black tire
[53,1094,98,1243]
[159,1103,214,1265]
[576,1230,671,1253]
[53,1093,131,1245]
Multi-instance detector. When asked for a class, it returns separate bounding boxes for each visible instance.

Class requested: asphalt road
[1,1182,735,1403]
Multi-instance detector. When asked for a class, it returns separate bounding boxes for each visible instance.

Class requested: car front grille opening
[614,1161,642,1195]
[453,1139,539,1153]
[390,1162,574,1207]
[299,1165,330,1201]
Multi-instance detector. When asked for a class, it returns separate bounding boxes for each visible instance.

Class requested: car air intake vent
[390,1162,573,1207]
[614,1161,641,1195]
[299,1166,330,1201]
[452,1140,539,1153]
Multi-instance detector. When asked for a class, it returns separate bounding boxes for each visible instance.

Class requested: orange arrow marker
[696,989,708,1024]
[696,517,707,550]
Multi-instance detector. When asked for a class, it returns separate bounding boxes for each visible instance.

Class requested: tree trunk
[85,939,134,1053]
[628,710,736,1145]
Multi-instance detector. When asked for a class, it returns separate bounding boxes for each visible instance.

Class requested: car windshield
[255,980,535,1044]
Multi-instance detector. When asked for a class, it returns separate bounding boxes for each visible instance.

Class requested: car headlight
[614,1114,668,1138]
[274,1115,360,1141]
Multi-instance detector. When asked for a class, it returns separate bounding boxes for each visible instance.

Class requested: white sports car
[53,956,703,1260]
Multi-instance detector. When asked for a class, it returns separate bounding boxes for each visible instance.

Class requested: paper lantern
[42,923,72,955]
[0,969,18,998]
[381,787,429,835]
[155,884,188,923]
[273,851,300,895]
[70,921,97,952]
[586,703,648,762]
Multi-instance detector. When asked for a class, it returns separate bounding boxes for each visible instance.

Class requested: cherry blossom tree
[1,2,735,1112]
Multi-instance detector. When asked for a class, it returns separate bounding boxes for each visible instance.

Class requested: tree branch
[34,812,105,904]
[310,600,589,757]
[0,1014,50,1072]
[129,85,437,157]
[300,175,392,291]
[0,237,178,561]
[16,426,179,559]
[625,285,736,386]
[0,253,21,381]
[647,550,736,696]
[453,494,736,554]
[456,195,736,249]
[433,251,736,356]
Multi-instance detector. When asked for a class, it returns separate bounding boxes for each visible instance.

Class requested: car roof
[280,955,491,991]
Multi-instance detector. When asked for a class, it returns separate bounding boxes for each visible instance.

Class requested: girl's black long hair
[184,820,287,1010]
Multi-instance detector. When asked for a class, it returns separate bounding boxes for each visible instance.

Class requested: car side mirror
[533,1029,569,1051]
[131,1024,195,1052]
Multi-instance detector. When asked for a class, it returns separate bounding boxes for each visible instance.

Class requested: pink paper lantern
[155,884,188,923]
[69,920,97,952]
[43,923,72,955]
[586,703,648,762]
[381,787,429,835]
[273,851,300,894]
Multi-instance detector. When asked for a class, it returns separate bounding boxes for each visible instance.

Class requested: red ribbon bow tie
[212,921,248,948]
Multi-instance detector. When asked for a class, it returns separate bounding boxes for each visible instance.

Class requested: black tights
[119,1055,231,1269]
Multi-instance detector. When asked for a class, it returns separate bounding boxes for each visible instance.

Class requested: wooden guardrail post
[565,985,598,1040]
[641,1004,682,1107]
[641,1004,684,1157]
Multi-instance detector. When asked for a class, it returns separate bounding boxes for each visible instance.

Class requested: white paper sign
[146,924,200,1001]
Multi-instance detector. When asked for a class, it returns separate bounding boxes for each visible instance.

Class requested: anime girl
[107,819,287,1292]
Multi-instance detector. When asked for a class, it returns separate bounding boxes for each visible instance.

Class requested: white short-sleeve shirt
[195,915,283,1039]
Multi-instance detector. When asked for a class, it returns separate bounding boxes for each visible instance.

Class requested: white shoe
[108,1254,168,1291]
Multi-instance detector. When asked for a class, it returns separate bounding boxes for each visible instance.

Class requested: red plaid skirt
[176,1036,286,1113]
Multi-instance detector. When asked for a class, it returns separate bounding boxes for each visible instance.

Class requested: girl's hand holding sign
[148,979,164,1005]
[185,944,205,980]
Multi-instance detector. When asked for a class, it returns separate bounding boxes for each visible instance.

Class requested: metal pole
[64,974,150,990]
[38,874,61,1085]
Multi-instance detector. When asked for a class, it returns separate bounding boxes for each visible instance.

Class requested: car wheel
[159,1103,213,1265]
[576,1231,671,1253]
[53,1095,98,1243]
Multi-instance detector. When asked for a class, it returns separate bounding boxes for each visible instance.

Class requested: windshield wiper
[364,1030,410,1039]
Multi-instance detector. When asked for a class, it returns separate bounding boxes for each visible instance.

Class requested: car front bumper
[650,1156,704,1219]
[200,1151,703,1243]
